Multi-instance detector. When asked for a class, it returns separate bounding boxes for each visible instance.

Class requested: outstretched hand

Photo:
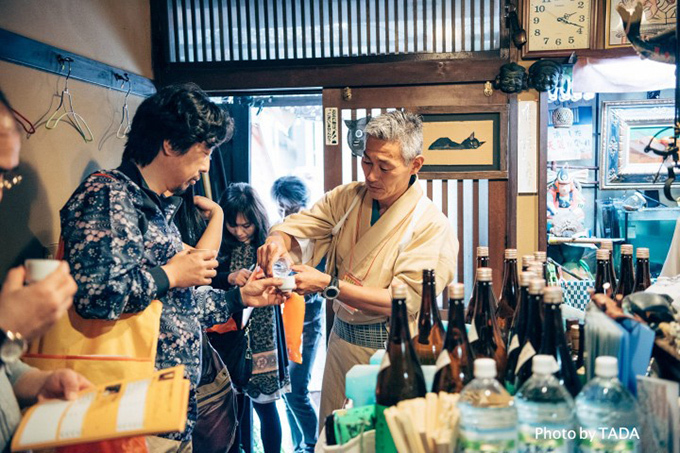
[239,267,287,307]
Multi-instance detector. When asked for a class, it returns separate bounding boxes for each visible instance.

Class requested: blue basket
[560,279,594,312]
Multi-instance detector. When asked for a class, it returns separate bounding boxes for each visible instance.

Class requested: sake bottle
[616,244,635,299]
[593,249,614,297]
[534,251,548,281]
[504,271,534,394]
[633,247,652,292]
[496,248,519,344]
[412,269,445,365]
[465,246,490,324]
[521,254,535,272]
[538,286,582,397]
[376,284,426,453]
[514,278,545,393]
[432,283,474,393]
[600,239,618,287]
[468,267,507,378]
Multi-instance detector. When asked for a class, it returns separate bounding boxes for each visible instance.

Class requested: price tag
[435,351,451,372]
[508,334,520,354]
[515,342,536,375]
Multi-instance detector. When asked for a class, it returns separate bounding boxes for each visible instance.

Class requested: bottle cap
[528,264,543,277]
[532,355,559,375]
[600,240,613,251]
[477,246,489,258]
[448,283,465,300]
[519,271,534,286]
[391,283,408,299]
[522,255,535,268]
[504,249,518,260]
[636,247,649,259]
[542,286,563,304]
[595,356,618,378]
[473,358,497,379]
[621,244,633,255]
[570,324,580,337]
[476,267,493,282]
[534,251,547,263]
[529,278,545,295]
[596,249,610,260]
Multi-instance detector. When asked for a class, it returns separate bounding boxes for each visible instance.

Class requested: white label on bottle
[515,341,536,374]
[379,352,391,372]
[435,351,451,372]
[508,334,520,353]
[467,321,479,343]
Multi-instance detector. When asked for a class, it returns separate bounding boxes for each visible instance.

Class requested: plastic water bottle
[458,358,518,452]
[272,257,291,277]
[576,356,640,452]
[515,355,575,452]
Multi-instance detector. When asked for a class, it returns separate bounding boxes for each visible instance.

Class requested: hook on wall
[114,72,132,138]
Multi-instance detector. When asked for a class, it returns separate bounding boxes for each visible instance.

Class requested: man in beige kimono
[258,110,458,428]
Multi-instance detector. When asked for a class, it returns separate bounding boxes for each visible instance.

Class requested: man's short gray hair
[364,110,423,163]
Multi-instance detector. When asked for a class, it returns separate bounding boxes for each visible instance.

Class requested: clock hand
[557,17,584,28]
[562,12,576,19]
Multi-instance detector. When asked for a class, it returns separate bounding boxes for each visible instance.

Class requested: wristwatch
[322,276,340,300]
[0,329,27,364]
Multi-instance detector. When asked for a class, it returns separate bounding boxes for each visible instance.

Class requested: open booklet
[11,365,190,451]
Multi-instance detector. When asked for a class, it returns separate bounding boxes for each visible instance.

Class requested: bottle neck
[540,302,567,354]
[595,259,613,294]
[477,256,489,269]
[445,299,468,349]
[525,293,543,344]
[500,259,518,307]
[617,254,635,296]
[389,298,411,344]
[419,276,440,323]
[474,281,496,317]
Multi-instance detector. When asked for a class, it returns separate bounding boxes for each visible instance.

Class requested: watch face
[324,286,340,300]
[1,338,26,363]
[528,0,591,52]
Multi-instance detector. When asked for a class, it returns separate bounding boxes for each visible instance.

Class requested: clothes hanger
[11,108,36,136]
[45,56,94,143]
[115,73,131,139]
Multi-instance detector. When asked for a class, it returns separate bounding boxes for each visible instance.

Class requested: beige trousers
[318,331,377,432]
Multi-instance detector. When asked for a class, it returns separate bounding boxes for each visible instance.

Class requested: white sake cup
[25,259,61,284]
[279,275,296,292]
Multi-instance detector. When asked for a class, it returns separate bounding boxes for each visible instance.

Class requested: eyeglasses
[0,169,22,191]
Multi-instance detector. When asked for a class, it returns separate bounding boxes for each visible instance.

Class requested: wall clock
[523,0,597,57]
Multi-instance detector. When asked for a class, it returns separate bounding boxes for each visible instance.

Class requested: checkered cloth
[333,317,389,349]
[560,279,594,312]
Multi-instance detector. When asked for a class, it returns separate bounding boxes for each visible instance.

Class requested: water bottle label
[468,321,479,343]
[508,334,520,354]
[459,434,516,453]
[435,350,451,372]
[578,435,638,452]
[515,342,536,374]
[519,424,571,452]
[379,353,391,372]
[375,404,397,453]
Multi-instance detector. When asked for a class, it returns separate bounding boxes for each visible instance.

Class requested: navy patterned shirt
[60,161,244,441]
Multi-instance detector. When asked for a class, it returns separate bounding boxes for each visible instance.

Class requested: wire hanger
[11,108,36,136]
[45,56,94,143]
[114,73,131,139]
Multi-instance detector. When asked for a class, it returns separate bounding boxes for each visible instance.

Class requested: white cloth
[573,56,675,93]
[661,217,680,277]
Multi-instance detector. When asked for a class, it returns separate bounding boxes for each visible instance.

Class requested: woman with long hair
[208,183,290,453]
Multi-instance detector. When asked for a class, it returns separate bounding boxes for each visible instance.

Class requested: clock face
[527,0,592,52]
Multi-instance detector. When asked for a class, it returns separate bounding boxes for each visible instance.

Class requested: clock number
[542,0,551,2]
[578,1,585,8]
[555,38,562,46]
[533,17,540,24]
[534,29,541,36]
[544,38,549,44]
[569,36,575,44]
[579,15,586,22]
[577,28,583,34]
[535,5,545,13]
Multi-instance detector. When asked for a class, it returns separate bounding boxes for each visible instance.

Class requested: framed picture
[599,99,673,189]
[605,0,676,48]
[417,106,507,179]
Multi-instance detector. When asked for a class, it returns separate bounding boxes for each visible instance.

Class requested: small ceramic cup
[25,259,61,284]
[279,275,296,292]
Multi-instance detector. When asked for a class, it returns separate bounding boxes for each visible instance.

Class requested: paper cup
[25,259,61,284]
[279,275,296,292]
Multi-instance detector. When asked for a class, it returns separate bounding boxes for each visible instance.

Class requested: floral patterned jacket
[60,160,243,441]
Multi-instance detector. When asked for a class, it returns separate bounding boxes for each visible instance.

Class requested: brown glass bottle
[514,278,545,393]
[468,267,507,378]
[432,283,474,393]
[593,249,614,297]
[616,244,635,299]
[534,251,548,281]
[504,271,534,394]
[570,324,585,371]
[496,249,519,344]
[538,286,582,397]
[412,269,445,365]
[464,246,490,324]
[600,240,618,287]
[634,247,652,292]
[376,285,426,453]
